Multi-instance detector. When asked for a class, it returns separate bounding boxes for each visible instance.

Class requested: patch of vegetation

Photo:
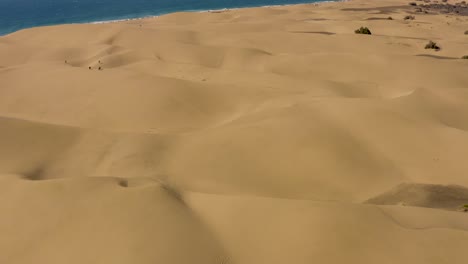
[465,30,468,35]
[388,16,393,20]
[462,55,468,59]
[355,27,372,35]
[464,204,468,208]
[425,40,440,50]
[404,15,416,20]
[409,2,417,6]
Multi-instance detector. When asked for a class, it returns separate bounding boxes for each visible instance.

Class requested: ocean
[0,0,328,36]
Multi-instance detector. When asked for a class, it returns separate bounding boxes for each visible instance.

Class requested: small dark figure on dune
[89,66,91,70]
[99,66,102,70]
[355,27,372,34]
[425,40,440,50]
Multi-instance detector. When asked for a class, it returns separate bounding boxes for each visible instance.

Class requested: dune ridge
[1,0,468,263]
[366,183,468,211]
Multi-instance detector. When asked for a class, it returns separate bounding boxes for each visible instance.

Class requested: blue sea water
[0,0,329,36]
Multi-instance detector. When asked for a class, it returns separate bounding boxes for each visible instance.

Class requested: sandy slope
[1,0,468,263]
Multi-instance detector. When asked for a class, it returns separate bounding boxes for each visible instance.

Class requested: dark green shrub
[355,27,372,35]
[425,40,440,50]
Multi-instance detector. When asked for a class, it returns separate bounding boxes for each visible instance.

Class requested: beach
[1,0,468,263]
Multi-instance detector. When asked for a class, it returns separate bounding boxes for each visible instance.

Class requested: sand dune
[0,176,228,264]
[1,0,468,263]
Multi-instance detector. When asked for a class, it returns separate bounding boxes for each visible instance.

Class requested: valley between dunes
[1,0,468,263]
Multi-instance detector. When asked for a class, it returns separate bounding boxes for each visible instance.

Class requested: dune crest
[367,183,468,211]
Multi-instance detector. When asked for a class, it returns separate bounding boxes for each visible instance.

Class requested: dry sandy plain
[1,0,468,263]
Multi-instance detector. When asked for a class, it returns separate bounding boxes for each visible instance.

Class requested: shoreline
[0,0,339,37]
[90,1,338,24]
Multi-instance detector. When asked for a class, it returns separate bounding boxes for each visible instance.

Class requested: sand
[1,0,468,263]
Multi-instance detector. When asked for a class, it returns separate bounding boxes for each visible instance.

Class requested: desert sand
[1,0,468,263]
